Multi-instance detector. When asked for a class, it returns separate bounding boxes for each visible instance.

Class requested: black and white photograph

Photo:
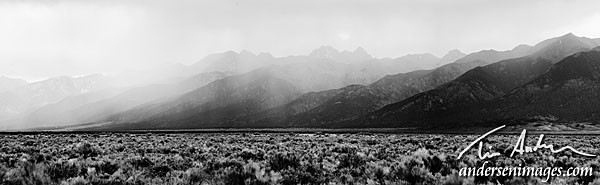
[1,0,600,184]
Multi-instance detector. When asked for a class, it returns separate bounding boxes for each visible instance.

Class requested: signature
[458,125,595,160]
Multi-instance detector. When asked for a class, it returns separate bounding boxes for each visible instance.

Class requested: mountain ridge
[5,34,600,131]
[102,70,303,129]
[361,34,600,128]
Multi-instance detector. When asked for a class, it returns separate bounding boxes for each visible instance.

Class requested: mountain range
[361,34,600,129]
[1,71,232,129]
[0,46,462,130]
[2,33,600,131]
[0,74,117,122]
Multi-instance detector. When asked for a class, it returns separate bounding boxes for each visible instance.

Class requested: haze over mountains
[0,46,461,130]
[0,76,27,92]
[0,74,118,120]
[2,33,600,131]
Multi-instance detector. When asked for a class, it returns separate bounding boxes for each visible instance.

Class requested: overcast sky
[1,0,600,81]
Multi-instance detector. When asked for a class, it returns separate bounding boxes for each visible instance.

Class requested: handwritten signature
[458,125,595,160]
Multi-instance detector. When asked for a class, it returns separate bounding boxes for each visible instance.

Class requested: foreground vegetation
[0,133,599,184]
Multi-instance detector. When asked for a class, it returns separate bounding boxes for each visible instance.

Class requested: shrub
[60,176,88,185]
[94,161,120,175]
[149,164,171,177]
[338,153,366,169]
[129,157,153,168]
[185,168,210,185]
[268,153,299,171]
[75,142,100,158]
[3,161,53,185]
[46,161,81,182]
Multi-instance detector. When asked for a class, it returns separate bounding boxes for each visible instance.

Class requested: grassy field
[0,133,599,185]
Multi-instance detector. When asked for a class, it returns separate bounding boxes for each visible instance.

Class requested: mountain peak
[222,50,239,56]
[310,45,341,58]
[513,44,532,51]
[402,53,438,59]
[351,47,372,59]
[257,52,274,58]
[353,47,368,54]
[563,32,576,37]
[240,50,255,56]
[530,33,598,62]
[440,49,466,64]
[448,49,462,53]
[443,49,465,57]
[557,32,580,42]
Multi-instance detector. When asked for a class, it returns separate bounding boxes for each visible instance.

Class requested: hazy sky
[1,0,600,81]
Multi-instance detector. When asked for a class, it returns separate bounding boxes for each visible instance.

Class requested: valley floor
[0,133,599,184]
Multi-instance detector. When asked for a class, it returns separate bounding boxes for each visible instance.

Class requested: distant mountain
[362,34,600,128]
[309,46,373,64]
[528,33,599,62]
[473,48,600,123]
[0,92,24,121]
[189,47,402,92]
[0,74,114,121]
[113,63,193,87]
[306,46,465,74]
[88,35,574,130]
[260,60,384,92]
[0,76,27,92]
[440,49,466,64]
[283,70,432,126]
[270,42,533,126]
[454,49,523,64]
[364,57,553,127]
[89,59,396,130]
[19,74,114,104]
[97,70,303,130]
[110,50,481,129]
[368,49,466,74]
[1,88,126,129]
[2,71,231,129]
[388,53,441,71]
[511,44,534,56]
[190,46,462,87]
[309,45,341,59]
[240,85,366,127]
[8,34,598,131]
[5,45,445,130]
[190,50,276,74]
